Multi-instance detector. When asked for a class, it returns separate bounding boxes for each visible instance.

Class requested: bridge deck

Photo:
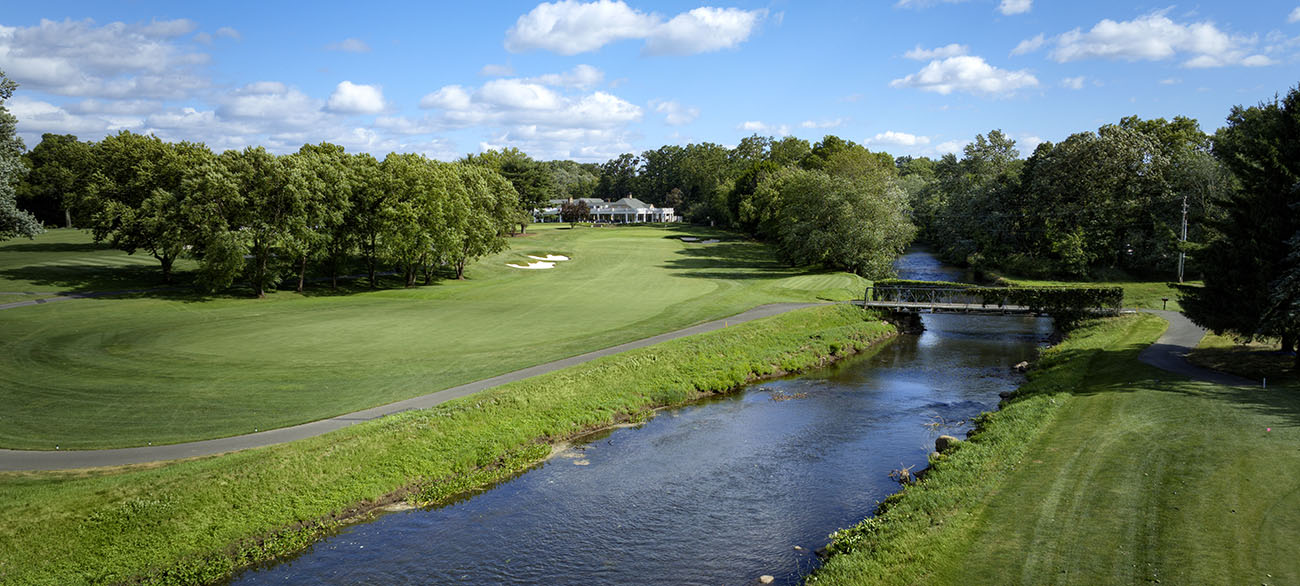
[863,300,1038,314]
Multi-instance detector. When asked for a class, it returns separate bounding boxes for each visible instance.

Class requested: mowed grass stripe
[810,315,1300,586]
[0,225,863,449]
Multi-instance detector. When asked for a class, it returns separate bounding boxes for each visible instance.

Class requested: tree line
[9,129,522,296]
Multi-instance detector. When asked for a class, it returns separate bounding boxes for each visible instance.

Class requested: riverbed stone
[1014,361,1030,372]
[936,435,960,453]
[759,575,775,584]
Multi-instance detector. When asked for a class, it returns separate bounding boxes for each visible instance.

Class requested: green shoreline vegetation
[0,304,894,586]
[810,314,1300,585]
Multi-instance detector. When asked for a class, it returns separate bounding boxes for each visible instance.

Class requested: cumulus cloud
[890,55,1039,96]
[480,63,515,76]
[999,0,1031,15]
[737,120,790,135]
[524,64,604,89]
[1011,33,1046,56]
[868,131,931,147]
[1061,76,1086,90]
[0,18,211,99]
[800,119,845,129]
[505,1,765,55]
[650,99,700,125]
[904,43,968,60]
[418,75,642,134]
[326,38,371,53]
[218,81,326,129]
[1291,7,1300,23]
[643,7,766,55]
[1048,12,1274,68]
[933,139,966,155]
[326,81,386,114]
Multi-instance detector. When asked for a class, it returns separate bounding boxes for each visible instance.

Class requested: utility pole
[1177,194,1188,283]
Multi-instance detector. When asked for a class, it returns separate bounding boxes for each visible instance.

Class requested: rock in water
[1014,361,1030,372]
[936,435,960,453]
[759,576,775,584]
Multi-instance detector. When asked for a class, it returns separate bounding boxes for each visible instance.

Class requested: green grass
[0,304,893,586]
[811,314,1300,585]
[998,276,1192,311]
[1191,332,1298,385]
[0,228,198,293]
[0,224,869,449]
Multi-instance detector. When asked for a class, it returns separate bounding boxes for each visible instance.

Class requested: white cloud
[643,7,766,55]
[420,85,473,110]
[1049,12,1274,68]
[326,81,386,114]
[1061,76,1086,90]
[9,97,131,137]
[504,1,765,55]
[904,43,968,60]
[868,131,931,147]
[0,18,210,99]
[218,81,326,129]
[373,115,443,135]
[890,55,1039,97]
[505,0,658,54]
[737,121,789,135]
[480,63,515,76]
[999,0,1031,15]
[525,64,604,89]
[215,27,240,40]
[1160,77,1182,85]
[651,99,700,125]
[1011,33,1046,55]
[800,119,845,129]
[418,76,642,133]
[326,38,371,53]
[933,139,966,155]
[1291,7,1300,23]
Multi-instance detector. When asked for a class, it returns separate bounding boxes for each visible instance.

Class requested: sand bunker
[506,261,556,270]
[701,239,721,244]
[680,237,700,242]
[527,254,570,261]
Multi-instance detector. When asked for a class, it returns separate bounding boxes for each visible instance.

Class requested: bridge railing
[865,286,1001,307]
[863,283,1125,316]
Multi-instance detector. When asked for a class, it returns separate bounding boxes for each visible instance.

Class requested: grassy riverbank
[810,313,1300,585]
[0,304,892,586]
[0,226,868,449]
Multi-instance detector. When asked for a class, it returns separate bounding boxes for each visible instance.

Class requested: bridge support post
[885,310,925,334]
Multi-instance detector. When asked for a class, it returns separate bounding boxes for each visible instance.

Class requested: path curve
[1138,309,1257,386]
[0,302,824,472]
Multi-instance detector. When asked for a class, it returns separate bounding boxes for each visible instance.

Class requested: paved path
[0,288,175,311]
[1138,309,1257,386]
[0,302,823,472]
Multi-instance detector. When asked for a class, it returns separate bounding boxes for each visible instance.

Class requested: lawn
[0,304,892,586]
[0,224,867,449]
[811,313,1300,585]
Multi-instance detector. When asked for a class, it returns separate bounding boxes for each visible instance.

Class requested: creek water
[229,250,1051,585]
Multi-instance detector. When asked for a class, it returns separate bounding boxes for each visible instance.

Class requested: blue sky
[2,1,1298,162]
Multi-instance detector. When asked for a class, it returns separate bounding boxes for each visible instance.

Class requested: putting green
[0,224,867,449]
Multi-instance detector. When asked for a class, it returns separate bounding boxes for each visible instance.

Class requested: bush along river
[228,251,1051,585]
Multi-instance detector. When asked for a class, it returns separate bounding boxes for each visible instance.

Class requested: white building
[537,197,678,223]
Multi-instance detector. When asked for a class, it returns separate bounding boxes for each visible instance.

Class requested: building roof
[606,197,651,210]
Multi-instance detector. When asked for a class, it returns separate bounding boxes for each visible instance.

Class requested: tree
[548,160,598,200]
[379,153,454,287]
[1180,86,1300,361]
[82,132,209,282]
[0,69,41,241]
[760,167,916,277]
[595,153,640,200]
[290,143,353,291]
[560,199,590,227]
[462,147,555,234]
[451,164,518,279]
[346,153,387,288]
[17,133,94,228]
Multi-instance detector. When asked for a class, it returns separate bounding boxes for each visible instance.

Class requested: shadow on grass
[0,242,112,254]
[0,263,185,295]
[1021,339,1300,427]
[661,242,797,281]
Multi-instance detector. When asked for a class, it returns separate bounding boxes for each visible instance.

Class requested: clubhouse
[537,197,679,223]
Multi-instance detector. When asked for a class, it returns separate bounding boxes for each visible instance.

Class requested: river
[228,250,1051,585]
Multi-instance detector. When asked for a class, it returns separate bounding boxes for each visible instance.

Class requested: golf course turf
[810,313,1300,585]
[0,224,867,449]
